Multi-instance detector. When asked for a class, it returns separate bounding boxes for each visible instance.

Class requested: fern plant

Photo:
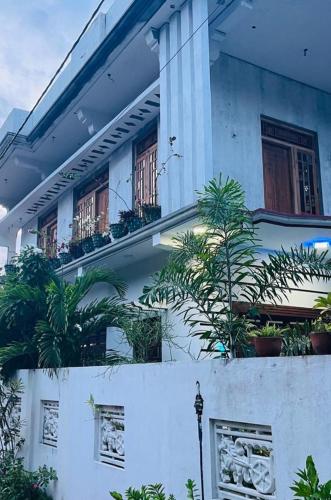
[140,176,331,357]
[291,455,331,499]
[110,480,199,499]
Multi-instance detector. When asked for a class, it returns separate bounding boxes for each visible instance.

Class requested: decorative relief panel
[97,405,125,469]
[213,420,276,500]
[41,401,59,447]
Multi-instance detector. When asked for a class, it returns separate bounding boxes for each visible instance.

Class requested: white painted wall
[57,191,74,245]
[21,215,38,248]
[211,53,331,213]
[108,141,133,223]
[18,356,331,500]
[158,0,213,216]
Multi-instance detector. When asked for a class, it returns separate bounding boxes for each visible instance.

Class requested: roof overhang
[57,205,331,278]
[27,0,166,144]
[0,81,160,233]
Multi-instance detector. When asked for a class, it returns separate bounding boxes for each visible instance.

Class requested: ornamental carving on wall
[41,401,59,447]
[97,405,125,469]
[213,420,276,499]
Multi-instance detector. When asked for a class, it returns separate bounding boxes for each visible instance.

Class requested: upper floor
[0,0,330,263]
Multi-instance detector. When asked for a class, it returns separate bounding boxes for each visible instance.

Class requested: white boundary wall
[18,356,331,499]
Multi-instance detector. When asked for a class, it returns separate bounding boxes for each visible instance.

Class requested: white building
[0,1,331,498]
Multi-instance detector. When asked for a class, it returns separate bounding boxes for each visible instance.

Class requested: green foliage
[0,377,24,457]
[291,455,331,499]
[140,176,331,357]
[250,324,285,338]
[282,323,312,356]
[0,377,56,499]
[314,293,331,317]
[109,480,199,499]
[311,318,331,333]
[106,311,172,366]
[0,454,57,500]
[0,248,128,375]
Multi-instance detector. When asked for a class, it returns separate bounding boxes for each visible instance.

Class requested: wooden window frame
[261,118,322,216]
[38,208,57,257]
[74,170,109,240]
[134,129,158,209]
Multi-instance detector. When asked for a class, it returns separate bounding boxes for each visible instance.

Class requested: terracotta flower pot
[254,336,282,357]
[310,332,331,355]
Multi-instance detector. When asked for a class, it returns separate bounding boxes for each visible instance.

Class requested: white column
[158,0,213,216]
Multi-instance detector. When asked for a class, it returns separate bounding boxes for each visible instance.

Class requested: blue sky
[0,0,108,126]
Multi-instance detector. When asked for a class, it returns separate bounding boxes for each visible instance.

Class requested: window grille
[261,118,320,215]
[41,401,59,447]
[38,209,57,257]
[96,405,125,469]
[135,131,158,208]
[74,170,109,239]
[212,420,275,499]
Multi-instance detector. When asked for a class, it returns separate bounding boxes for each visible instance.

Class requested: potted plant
[48,256,61,270]
[4,262,17,275]
[81,236,95,254]
[68,238,83,259]
[91,232,105,249]
[57,242,72,266]
[102,231,111,245]
[311,294,331,354]
[245,324,284,357]
[119,209,144,233]
[141,204,161,224]
[110,220,128,240]
[309,319,331,355]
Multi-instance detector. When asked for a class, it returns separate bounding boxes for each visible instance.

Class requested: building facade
[0,0,330,356]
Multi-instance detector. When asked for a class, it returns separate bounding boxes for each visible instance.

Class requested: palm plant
[140,176,331,357]
[110,479,199,499]
[0,247,127,375]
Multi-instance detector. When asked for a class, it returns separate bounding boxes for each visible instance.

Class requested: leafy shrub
[110,479,199,499]
[291,455,331,499]
[0,454,57,500]
[250,324,285,338]
[282,323,312,356]
[0,377,57,499]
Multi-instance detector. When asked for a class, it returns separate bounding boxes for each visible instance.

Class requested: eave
[27,0,166,144]
[57,205,331,278]
[0,81,160,232]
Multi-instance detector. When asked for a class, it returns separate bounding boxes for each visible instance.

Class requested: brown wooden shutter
[96,186,109,233]
[135,131,158,207]
[263,141,294,214]
[76,192,95,239]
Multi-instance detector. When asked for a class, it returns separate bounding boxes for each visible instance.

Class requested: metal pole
[194,380,205,500]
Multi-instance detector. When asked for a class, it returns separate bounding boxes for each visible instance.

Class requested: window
[261,119,321,215]
[38,208,57,257]
[132,316,162,363]
[135,130,158,207]
[81,330,107,366]
[74,170,109,239]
